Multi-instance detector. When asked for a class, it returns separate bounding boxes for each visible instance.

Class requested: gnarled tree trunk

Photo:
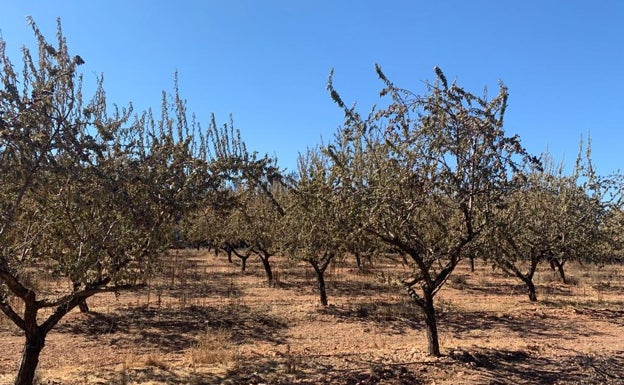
[422,290,441,357]
[405,284,441,357]
[15,331,45,385]
[309,259,329,306]
[525,278,538,302]
[257,250,273,284]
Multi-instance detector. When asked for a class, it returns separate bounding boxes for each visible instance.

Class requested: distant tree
[234,180,287,284]
[223,149,285,282]
[281,149,348,306]
[582,159,624,266]
[601,204,624,264]
[326,65,535,356]
[345,228,379,271]
[487,162,560,301]
[177,117,256,262]
[185,189,245,266]
[191,117,286,279]
[0,19,214,385]
[189,191,250,267]
[489,146,605,301]
[546,149,607,282]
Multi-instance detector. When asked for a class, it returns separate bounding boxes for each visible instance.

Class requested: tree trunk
[231,247,251,273]
[259,253,273,284]
[469,256,475,273]
[311,262,328,306]
[557,262,567,284]
[500,258,539,302]
[525,279,538,302]
[546,255,568,284]
[548,256,557,271]
[421,290,441,357]
[549,257,567,284]
[73,282,90,313]
[78,299,90,313]
[15,332,45,385]
[354,252,362,270]
[225,248,232,263]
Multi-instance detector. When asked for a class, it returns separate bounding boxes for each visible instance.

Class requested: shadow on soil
[450,347,624,385]
[91,347,624,385]
[56,303,288,352]
[326,279,403,298]
[319,300,423,334]
[440,307,602,341]
[97,355,425,385]
[152,266,247,300]
[59,346,623,385]
[461,281,542,299]
[571,306,624,328]
[316,289,613,341]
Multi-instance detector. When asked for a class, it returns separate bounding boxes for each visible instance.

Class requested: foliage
[178,116,284,278]
[325,65,535,355]
[488,144,608,300]
[2,16,623,384]
[0,18,218,385]
[280,148,349,306]
[232,180,288,282]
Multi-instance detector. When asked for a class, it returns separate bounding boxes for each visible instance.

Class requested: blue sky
[1,1,623,174]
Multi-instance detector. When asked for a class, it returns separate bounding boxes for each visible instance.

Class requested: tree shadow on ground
[320,298,608,341]
[151,268,246,300]
[94,354,425,385]
[325,279,403,298]
[440,309,600,341]
[450,347,624,385]
[273,270,401,302]
[461,281,547,299]
[569,306,624,328]
[589,281,624,294]
[56,303,288,352]
[457,269,579,297]
[215,358,424,385]
[319,300,423,334]
[75,347,623,385]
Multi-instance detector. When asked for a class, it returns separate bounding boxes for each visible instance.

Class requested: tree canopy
[2,17,624,385]
[325,65,538,356]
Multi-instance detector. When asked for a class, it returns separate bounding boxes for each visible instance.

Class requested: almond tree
[233,180,287,284]
[597,170,624,263]
[490,148,607,300]
[602,204,624,264]
[179,119,285,278]
[0,19,214,385]
[326,66,535,356]
[544,144,607,283]
[281,149,348,306]
[223,152,285,280]
[488,162,561,301]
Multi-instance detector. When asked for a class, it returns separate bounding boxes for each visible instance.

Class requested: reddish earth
[1,250,623,384]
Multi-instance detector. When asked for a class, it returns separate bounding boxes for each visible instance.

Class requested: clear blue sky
[1,1,623,174]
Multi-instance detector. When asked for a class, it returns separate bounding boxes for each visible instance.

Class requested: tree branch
[0,264,31,299]
[40,283,145,333]
[0,298,26,330]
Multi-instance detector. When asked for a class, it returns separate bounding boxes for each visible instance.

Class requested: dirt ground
[1,250,623,385]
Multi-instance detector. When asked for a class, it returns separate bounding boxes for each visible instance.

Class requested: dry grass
[189,328,238,367]
[143,353,170,371]
[1,251,624,385]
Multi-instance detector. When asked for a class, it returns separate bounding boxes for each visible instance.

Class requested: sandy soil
[1,250,623,385]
